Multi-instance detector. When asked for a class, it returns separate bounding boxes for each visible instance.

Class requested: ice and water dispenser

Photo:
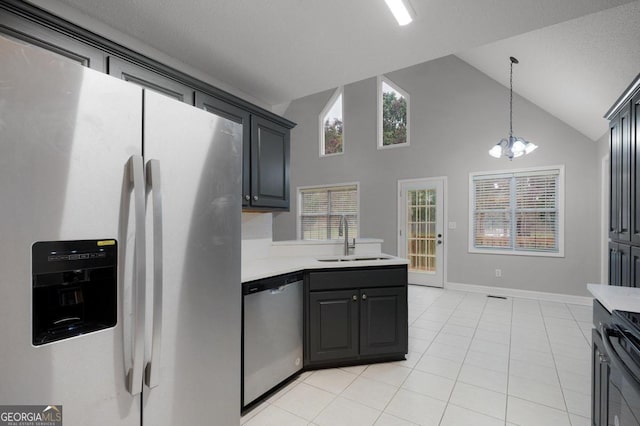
[32,240,117,345]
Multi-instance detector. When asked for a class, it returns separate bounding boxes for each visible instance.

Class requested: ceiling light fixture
[385,0,413,26]
[489,56,537,160]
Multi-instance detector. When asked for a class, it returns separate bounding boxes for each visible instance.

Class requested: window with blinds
[298,184,358,240]
[470,167,563,256]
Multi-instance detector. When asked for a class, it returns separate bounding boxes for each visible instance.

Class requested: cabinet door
[108,56,194,104]
[608,241,619,286]
[631,246,640,288]
[610,114,620,239]
[632,93,640,244]
[250,116,290,209]
[620,243,631,287]
[0,12,106,70]
[360,287,408,356]
[309,290,359,362]
[195,92,251,206]
[609,242,630,286]
[610,104,631,241]
[592,328,610,426]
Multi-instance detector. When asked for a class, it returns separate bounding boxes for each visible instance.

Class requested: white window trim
[377,75,410,150]
[319,87,345,158]
[468,165,565,258]
[297,181,360,240]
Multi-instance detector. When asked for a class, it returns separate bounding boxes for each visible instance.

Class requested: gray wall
[274,55,603,297]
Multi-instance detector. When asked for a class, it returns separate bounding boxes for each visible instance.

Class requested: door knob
[437,240,442,245]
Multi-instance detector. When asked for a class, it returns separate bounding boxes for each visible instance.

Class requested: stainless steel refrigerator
[0,34,241,425]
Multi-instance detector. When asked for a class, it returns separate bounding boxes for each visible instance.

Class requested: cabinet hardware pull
[352,295,357,301]
[362,294,367,300]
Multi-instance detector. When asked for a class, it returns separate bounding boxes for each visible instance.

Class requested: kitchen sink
[316,255,395,262]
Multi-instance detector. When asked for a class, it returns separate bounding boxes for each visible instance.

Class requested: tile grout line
[539,301,573,423]
[369,286,451,425]
[504,296,517,424]
[435,291,491,425]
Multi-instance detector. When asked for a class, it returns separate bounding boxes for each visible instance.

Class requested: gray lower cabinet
[592,299,612,426]
[306,266,408,367]
[592,328,609,426]
[360,287,407,356]
[309,290,359,362]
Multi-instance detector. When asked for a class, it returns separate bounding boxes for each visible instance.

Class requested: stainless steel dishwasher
[242,272,303,408]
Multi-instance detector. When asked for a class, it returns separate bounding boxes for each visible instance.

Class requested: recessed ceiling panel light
[385,0,413,26]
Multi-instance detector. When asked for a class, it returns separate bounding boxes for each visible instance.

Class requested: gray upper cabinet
[0,8,105,70]
[0,1,294,212]
[196,93,252,207]
[108,57,195,104]
[250,116,290,210]
[196,93,291,210]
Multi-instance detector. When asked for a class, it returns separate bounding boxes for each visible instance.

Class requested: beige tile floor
[241,285,593,426]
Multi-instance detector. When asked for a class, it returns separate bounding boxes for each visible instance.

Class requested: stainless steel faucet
[338,215,356,256]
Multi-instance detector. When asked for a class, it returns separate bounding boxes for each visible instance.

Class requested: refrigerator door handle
[126,155,146,395]
[145,159,163,389]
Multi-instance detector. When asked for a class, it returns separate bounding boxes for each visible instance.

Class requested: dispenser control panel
[32,239,117,346]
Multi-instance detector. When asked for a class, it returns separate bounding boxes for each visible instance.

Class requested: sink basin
[316,255,394,262]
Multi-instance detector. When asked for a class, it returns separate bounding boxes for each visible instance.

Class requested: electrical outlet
[495,269,502,278]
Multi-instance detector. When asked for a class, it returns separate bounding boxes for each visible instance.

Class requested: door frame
[397,176,447,287]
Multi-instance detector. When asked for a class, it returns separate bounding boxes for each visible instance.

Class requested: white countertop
[587,283,640,313]
[242,254,408,283]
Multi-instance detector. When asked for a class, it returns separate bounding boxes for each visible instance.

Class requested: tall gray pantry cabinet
[593,72,640,426]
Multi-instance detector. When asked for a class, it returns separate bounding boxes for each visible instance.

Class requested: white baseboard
[444,281,593,306]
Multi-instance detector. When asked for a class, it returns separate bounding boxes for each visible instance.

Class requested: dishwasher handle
[243,273,303,295]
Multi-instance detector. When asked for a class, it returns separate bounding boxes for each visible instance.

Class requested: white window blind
[471,168,562,254]
[299,184,358,240]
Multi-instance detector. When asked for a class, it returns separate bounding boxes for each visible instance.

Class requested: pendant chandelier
[489,56,537,160]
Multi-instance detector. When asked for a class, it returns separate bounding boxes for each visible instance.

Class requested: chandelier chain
[509,59,513,137]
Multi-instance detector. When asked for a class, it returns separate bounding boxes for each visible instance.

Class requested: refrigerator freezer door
[0,35,142,425]
[141,90,242,425]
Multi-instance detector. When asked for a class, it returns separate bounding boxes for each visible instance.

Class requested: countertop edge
[587,283,640,313]
[242,256,408,283]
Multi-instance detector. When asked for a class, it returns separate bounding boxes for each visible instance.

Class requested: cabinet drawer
[309,266,407,291]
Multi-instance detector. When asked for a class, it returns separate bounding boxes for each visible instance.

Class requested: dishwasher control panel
[242,272,304,295]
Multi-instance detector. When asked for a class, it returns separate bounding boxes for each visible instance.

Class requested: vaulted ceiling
[31,0,640,140]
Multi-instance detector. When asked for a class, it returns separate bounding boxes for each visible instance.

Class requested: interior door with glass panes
[398,178,444,287]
